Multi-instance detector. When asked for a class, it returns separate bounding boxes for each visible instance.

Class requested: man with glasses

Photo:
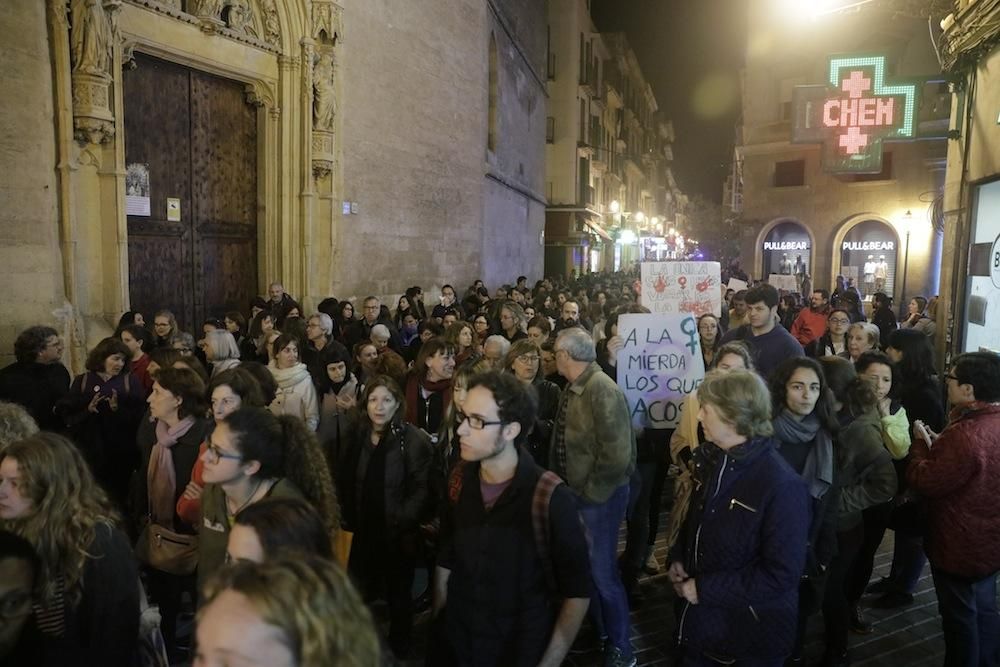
[550,328,637,667]
[0,326,69,432]
[720,283,803,380]
[790,289,831,346]
[344,296,402,352]
[433,372,590,667]
[907,352,1000,667]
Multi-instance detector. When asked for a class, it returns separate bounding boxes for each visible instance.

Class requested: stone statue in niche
[224,0,254,35]
[190,0,224,19]
[70,0,113,76]
[312,50,336,131]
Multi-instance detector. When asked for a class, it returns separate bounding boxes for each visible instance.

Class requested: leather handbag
[135,522,199,576]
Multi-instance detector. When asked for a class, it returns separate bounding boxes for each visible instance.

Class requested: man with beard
[433,372,590,667]
[554,300,591,334]
[790,289,832,346]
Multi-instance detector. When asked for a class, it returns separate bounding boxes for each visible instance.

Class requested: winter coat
[548,362,635,504]
[835,408,897,531]
[0,360,71,432]
[907,402,1000,578]
[134,416,211,534]
[340,421,433,547]
[267,361,319,430]
[790,307,830,346]
[671,437,810,662]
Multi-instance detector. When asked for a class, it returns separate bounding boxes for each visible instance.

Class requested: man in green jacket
[551,328,637,667]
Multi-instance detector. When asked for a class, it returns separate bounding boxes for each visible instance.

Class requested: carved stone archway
[48,0,343,369]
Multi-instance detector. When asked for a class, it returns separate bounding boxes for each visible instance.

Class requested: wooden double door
[123,53,258,334]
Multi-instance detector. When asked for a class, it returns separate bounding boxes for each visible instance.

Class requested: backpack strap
[447,461,467,505]
[531,470,563,592]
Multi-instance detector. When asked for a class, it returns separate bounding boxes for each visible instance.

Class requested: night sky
[591,0,747,203]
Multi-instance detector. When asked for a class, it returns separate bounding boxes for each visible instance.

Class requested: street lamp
[634,211,646,224]
[609,200,621,214]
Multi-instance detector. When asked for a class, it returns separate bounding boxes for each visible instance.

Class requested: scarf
[147,416,196,525]
[405,374,453,424]
[772,410,834,500]
[268,361,312,388]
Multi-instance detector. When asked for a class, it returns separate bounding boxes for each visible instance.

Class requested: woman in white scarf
[267,333,319,430]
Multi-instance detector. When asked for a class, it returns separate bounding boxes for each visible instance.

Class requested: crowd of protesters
[0,266,996,667]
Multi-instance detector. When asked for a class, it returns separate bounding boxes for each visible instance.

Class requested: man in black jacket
[344,296,402,353]
[433,372,591,667]
[0,326,70,432]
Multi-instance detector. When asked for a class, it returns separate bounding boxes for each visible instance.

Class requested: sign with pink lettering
[792,55,921,173]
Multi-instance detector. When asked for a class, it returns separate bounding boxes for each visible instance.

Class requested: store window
[963,179,1000,353]
[839,220,898,298]
[762,221,811,280]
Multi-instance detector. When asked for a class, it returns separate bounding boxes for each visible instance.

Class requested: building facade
[543,0,682,277]
[938,0,1000,358]
[0,0,545,369]
[737,1,950,305]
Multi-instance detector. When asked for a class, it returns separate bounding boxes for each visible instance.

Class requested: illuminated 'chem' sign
[792,55,920,174]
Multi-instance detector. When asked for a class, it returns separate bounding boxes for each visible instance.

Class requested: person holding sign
[719,284,804,380]
[550,328,636,667]
[667,369,810,666]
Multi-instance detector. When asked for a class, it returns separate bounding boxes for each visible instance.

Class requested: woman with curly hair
[195,555,380,666]
[0,433,139,665]
[195,406,339,592]
[340,376,433,658]
[55,337,147,510]
[0,401,38,451]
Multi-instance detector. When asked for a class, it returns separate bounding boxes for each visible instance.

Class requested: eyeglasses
[828,318,850,325]
[944,373,961,383]
[205,442,243,463]
[457,411,504,430]
[516,354,540,364]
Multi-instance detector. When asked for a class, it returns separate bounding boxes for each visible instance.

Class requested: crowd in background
[0,264,996,667]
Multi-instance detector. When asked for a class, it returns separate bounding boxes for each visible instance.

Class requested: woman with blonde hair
[204,329,242,377]
[845,321,880,362]
[667,370,809,665]
[195,555,380,666]
[0,433,139,664]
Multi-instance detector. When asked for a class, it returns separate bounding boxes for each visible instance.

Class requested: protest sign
[768,273,799,292]
[727,278,748,292]
[641,261,722,317]
[617,313,706,430]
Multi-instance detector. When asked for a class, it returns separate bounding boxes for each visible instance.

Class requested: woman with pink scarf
[134,366,210,661]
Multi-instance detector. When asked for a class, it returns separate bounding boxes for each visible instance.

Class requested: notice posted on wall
[617,313,706,430]
[640,261,722,317]
[125,163,151,217]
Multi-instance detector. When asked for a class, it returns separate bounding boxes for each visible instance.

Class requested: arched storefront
[758,220,813,280]
[838,219,900,298]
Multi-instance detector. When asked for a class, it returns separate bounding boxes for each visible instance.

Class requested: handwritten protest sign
[768,274,799,292]
[641,262,721,317]
[727,278,748,292]
[617,313,706,430]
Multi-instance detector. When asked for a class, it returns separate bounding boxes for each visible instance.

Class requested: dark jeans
[847,502,893,604]
[623,463,655,584]
[145,567,195,652]
[350,533,416,656]
[683,654,785,667]
[931,567,1000,667]
[791,572,828,660]
[822,523,865,655]
[578,482,632,657]
[886,532,927,594]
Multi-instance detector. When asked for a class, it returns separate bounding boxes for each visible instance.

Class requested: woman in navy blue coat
[668,369,810,666]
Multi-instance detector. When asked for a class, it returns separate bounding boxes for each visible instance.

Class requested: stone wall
[0,2,67,367]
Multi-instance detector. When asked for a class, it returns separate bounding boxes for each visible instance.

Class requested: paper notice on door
[166,198,181,221]
[125,163,151,216]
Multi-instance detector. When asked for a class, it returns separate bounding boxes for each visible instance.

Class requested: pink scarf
[147,416,196,525]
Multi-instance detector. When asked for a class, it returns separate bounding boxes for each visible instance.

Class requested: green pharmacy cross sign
[792,55,920,174]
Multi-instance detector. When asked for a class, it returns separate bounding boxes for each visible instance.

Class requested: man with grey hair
[551,327,637,667]
[303,312,348,391]
[267,281,297,314]
[344,296,402,353]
